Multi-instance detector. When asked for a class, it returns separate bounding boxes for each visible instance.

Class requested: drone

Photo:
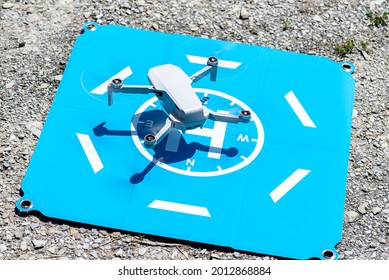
[107,56,251,148]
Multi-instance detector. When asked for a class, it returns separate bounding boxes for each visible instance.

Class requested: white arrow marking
[186,55,242,69]
[148,200,211,217]
[284,91,316,128]
[270,169,311,203]
[91,66,133,95]
[76,133,103,173]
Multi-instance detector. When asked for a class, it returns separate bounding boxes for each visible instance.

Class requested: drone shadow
[93,110,238,184]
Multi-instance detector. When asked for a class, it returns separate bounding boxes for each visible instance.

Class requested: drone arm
[207,109,251,124]
[108,82,155,106]
[155,118,173,142]
[190,56,219,84]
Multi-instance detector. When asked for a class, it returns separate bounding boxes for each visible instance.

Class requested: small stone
[83,12,91,18]
[171,250,178,259]
[369,240,378,248]
[18,42,26,48]
[357,204,367,214]
[94,238,103,243]
[313,15,324,23]
[352,109,358,118]
[345,211,359,222]
[69,227,78,236]
[83,243,90,250]
[240,7,250,20]
[30,223,39,230]
[372,207,382,215]
[14,230,23,239]
[211,253,220,259]
[26,121,42,138]
[54,75,63,81]
[378,237,386,244]
[32,239,47,249]
[344,250,353,256]
[40,83,48,89]
[371,251,377,258]
[233,251,241,258]
[5,82,14,89]
[0,244,7,253]
[111,232,121,238]
[115,248,123,257]
[20,242,28,251]
[47,246,56,254]
[139,247,147,255]
[200,249,207,254]
[2,3,14,9]
[90,251,98,259]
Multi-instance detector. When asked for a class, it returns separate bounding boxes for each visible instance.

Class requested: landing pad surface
[17,23,355,260]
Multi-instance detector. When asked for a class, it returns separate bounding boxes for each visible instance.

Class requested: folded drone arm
[207,109,251,124]
[190,56,218,84]
[107,79,155,106]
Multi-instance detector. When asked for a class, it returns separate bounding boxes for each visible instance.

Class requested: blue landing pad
[17,23,355,260]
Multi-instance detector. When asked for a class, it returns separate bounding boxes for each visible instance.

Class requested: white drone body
[108,57,251,148]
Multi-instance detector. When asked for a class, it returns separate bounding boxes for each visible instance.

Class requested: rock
[382,209,389,214]
[114,248,123,257]
[139,247,147,255]
[200,249,207,254]
[14,230,23,239]
[240,7,250,20]
[54,75,63,81]
[30,223,39,230]
[344,250,353,256]
[83,243,90,250]
[211,253,220,259]
[233,251,241,258]
[313,15,324,23]
[25,121,42,138]
[372,207,382,215]
[378,237,386,244]
[345,211,359,222]
[20,242,28,251]
[32,239,47,249]
[90,251,98,259]
[2,3,14,9]
[0,244,7,253]
[357,204,367,214]
[5,82,14,89]
[47,246,56,254]
[369,240,378,248]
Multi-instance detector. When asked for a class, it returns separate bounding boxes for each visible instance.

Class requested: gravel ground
[0,0,388,260]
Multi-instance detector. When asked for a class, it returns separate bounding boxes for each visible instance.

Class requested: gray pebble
[0,244,7,253]
[32,240,47,249]
[14,230,23,239]
[114,248,123,257]
[83,243,90,250]
[345,211,359,222]
[357,204,367,214]
[211,253,220,259]
[372,207,382,215]
[90,251,98,259]
[2,3,14,9]
[233,251,241,258]
[20,242,28,251]
[139,247,147,255]
[240,7,250,20]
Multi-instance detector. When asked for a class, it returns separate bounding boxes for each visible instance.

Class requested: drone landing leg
[144,118,173,148]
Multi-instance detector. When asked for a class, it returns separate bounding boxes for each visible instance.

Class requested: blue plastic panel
[17,23,355,260]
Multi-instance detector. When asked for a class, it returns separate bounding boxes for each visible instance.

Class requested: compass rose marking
[76,133,103,173]
[91,66,132,95]
[284,91,316,128]
[270,169,311,203]
[148,200,211,217]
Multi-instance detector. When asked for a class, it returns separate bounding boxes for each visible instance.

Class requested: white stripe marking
[186,166,191,172]
[76,133,103,173]
[284,91,316,128]
[186,55,242,69]
[149,103,157,108]
[251,138,258,142]
[217,166,222,171]
[240,155,247,160]
[148,200,211,217]
[229,101,236,106]
[270,169,311,203]
[91,66,133,95]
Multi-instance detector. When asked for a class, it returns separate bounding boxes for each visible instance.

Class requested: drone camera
[111,78,123,89]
